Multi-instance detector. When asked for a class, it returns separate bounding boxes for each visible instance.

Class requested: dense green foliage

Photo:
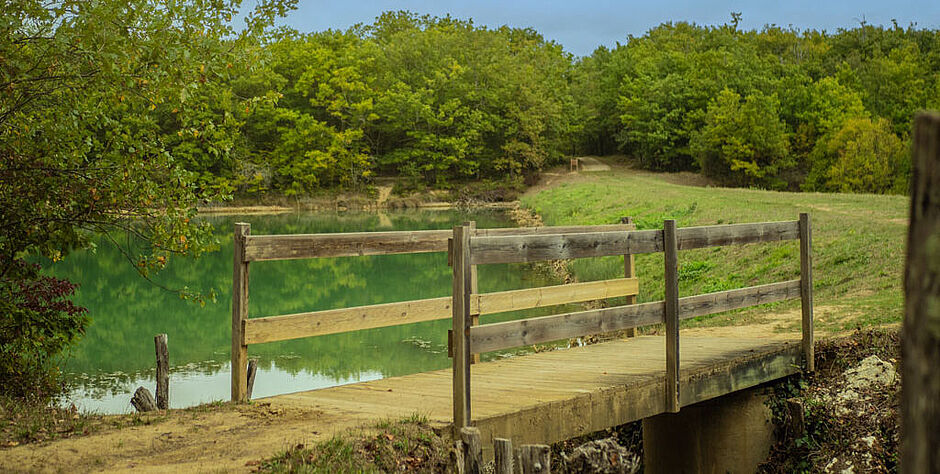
[574,20,939,192]
[233,12,576,193]
[0,0,292,398]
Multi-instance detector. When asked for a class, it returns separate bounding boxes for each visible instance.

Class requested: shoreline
[196,200,520,215]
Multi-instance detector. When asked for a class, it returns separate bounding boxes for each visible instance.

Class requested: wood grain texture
[461,427,483,474]
[902,111,940,473]
[154,334,169,410]
[243,224,636,262]
[475,278,638,315]
[799,213,815,372]
[246,359,258,401]
[663,220,680,413]
[453,225,473,429]
[494,438,514,474]
[231,223,250,402]
[519,445,550,474]
[469,221,799,265]
[243,296,452,344]
[678,280,801,320]
[621,217,638,338]
[468,301,666,353]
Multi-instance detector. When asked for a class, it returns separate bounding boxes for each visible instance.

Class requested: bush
[807,117,909,194]
[0,258,88,400]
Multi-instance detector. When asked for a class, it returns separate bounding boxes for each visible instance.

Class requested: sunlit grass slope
[520,170,908,333]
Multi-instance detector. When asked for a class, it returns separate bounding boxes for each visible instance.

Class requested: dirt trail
[0,402,374,473]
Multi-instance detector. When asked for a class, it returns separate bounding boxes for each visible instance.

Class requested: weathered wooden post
[452,224,473,430]
[154,333,169,409]
[620,217,638,337]
[460,427,483,474]
[131,387,157,412]
[246,359,258,400]
[494,438,514,474]
[798,213,814,372]
[663,219,680,412]
[902,111,940,472]
[519,444,551,474]
[465,221,481,364]
[232,222,250,402]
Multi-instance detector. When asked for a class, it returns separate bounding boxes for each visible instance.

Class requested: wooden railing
[230,221,638,402]
[448,214,814,428]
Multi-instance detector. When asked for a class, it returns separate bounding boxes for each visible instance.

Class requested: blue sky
[274,1,940,56]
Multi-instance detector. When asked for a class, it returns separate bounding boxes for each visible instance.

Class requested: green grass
[521,170,907,333]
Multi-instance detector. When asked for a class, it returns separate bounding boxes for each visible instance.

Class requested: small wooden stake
[519,444,550,474]
[246,359,258,400]
[154,333,169,409]
[460,427,483,474]
[131,386,157,412]
[494,438,514,474]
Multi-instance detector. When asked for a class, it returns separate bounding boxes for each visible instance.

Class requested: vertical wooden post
[232,222,250,402]
[452,224,473,430]
[663,219,680,412]
[621,217,638,337]
[460,427,483,474]
[519,445,551,474]
[246,359,258,400]
[154,333,169,409]
[494,438,514,474]
[902,111,940,472]
[798,213,814,373]
[465,221,481,364]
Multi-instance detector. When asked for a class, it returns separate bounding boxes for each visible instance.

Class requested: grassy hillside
[520,167,908,333]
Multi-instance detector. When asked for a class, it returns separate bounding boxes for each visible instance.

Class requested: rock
[560,438,640,474]
[843,355,897,390]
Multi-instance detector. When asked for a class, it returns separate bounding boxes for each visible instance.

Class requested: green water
[50,209,560,413]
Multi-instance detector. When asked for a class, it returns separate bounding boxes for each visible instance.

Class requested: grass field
[520,166,909,333]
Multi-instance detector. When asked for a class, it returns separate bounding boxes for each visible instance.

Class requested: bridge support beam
[643,386,775,474]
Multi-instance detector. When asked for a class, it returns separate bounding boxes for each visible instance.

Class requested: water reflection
[48,210,560,413]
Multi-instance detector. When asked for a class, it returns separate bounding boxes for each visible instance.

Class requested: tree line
[175,12,940,196]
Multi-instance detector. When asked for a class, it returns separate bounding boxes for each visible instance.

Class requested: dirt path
[0,402,375,473]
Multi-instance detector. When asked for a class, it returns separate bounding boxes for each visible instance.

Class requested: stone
[561,438,639,474]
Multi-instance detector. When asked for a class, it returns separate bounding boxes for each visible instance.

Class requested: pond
[48,209,564,413]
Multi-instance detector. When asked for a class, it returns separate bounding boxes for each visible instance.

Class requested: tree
[0,0,294,398]
[810,117,909,194]
[690,89,791,187]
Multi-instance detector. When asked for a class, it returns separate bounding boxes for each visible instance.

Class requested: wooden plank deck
[263,334,801,450]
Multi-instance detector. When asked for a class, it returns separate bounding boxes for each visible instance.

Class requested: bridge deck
[264,334,801,448]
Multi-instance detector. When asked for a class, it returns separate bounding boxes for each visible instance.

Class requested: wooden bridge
[230,215,814,467]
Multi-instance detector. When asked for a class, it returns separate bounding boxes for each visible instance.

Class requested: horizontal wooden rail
[475,277,638,315]
[469,300,666,353]
[243,224,635,262]
[244,296,453,344]
[679,279,801,320]
[468,280,802,353]
[469,220,800,265]
[244,278,639,345]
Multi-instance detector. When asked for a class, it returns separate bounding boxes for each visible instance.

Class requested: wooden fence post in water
[902,111,940,473]
[232,222,250,402]
[154,333,169,409]
[452,224,473,430]
[494,438,514,474]
[799,213,814,372]
[621,217,638,337]
[663,219,680,412]
[246,359,258,400]
[519,444,550,474]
